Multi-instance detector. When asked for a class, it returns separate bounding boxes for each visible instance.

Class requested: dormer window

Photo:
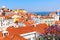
[2,31,8,37]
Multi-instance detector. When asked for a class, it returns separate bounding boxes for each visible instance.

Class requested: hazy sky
[0,0,60,12]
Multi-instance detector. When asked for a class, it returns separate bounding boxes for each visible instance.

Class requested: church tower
[55,10,59,21]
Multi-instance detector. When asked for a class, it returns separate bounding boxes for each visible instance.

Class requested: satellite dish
[2,5,6,8]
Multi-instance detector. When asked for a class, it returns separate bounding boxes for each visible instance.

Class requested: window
[28,38,30,40]
[3,33,8,36]
[2,31,8,37]
[28,37,35,40]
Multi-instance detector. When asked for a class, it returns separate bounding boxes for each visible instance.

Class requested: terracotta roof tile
[5,14,14,19]
[3,34,27,40]
[55,21,60,24]
[40,16,53,19]
[36,23,49,34]
[17,18,24,22]
[24,20,34,25]
[7,26,35,34]
[12,34,27,40]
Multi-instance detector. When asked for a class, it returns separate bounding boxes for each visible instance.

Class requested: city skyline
[0,0,60,12]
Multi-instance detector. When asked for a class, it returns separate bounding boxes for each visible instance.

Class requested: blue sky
[0,0,60,12]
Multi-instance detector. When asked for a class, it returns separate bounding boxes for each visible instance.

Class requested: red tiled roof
[3,34,27,40]
[0,23,60,40]
[12,34,27,40]
[36,23,49,34]
[0,32,3,40]
[6,26,35,40]
[0,29,27,40]
[7,25,35,34]
[40,16,53,19]
[55,21,60,24]
[17,18,24,22]
[24,20,34,25]
[4,14,14,19]
[7,23,49,35]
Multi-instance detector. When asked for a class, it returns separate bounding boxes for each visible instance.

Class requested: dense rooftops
[0,6,59,40]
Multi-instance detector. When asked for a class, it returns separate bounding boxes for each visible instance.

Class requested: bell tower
[55,10,59,21]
